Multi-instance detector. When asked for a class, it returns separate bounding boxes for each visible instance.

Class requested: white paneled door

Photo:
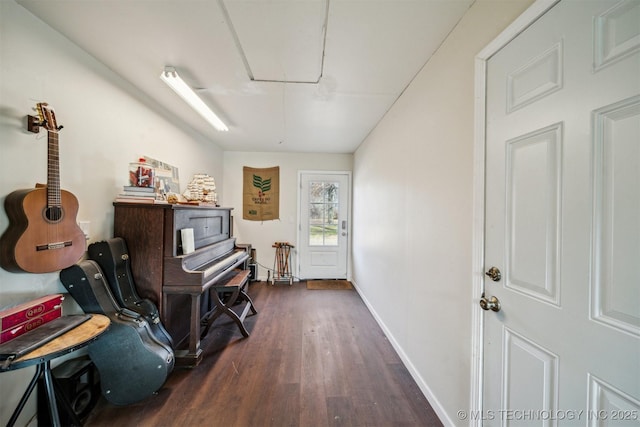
[298,172,350,279]
[483,0,640,425]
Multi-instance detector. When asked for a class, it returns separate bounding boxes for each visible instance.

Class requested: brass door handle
[485,267,501,282]
[479,295,501,312]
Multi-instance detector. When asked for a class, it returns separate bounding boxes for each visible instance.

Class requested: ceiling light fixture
[160,66,229,132]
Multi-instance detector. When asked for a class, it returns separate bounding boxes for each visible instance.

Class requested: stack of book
[115,186,166,204]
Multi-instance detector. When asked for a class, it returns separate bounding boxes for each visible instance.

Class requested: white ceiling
[17,0,473,154]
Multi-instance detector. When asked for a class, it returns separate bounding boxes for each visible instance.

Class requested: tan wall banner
[243,166,280,221]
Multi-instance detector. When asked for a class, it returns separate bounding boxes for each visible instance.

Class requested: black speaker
[249,263,257,281]
[38,356,100,426]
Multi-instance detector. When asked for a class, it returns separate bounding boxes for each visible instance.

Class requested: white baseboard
[350,279,455,427]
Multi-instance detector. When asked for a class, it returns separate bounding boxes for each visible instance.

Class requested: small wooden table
[0,314,110,427]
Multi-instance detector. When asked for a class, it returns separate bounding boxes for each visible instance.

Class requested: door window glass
[308,181,339,246]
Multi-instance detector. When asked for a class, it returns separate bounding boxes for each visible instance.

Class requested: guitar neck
[47,130,61,208]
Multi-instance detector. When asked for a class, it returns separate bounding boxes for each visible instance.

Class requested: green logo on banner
[253,174,272,193]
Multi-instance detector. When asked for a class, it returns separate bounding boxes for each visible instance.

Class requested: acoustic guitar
[0,103,85,273]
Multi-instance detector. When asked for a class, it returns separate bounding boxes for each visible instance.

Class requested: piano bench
[202,269,257,338]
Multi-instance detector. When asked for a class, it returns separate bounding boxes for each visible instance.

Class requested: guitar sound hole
[44,206,64,222]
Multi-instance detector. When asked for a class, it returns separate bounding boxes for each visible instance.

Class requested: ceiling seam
[218,0,329,85]
[218,0,255,81]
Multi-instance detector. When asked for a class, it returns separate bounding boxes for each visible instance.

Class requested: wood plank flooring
[85,282,443,427]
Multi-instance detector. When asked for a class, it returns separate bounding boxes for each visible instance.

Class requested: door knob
[485,267,501,282]
[479,295,501,312]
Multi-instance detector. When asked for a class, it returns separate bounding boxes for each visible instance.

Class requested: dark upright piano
[113,203,251,366]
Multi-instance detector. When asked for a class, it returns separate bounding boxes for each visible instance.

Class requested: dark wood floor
[85,282,443,427]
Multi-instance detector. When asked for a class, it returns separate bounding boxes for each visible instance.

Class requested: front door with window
[298,172,350,279]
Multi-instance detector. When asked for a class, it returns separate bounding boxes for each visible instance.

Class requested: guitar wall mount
[27,115,63,133]
[27,115,41,133]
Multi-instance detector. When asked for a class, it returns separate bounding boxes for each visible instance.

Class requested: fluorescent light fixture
[160,66,229,132]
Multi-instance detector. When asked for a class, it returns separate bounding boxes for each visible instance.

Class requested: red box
[0,294,64,341]
[0,307,63,343]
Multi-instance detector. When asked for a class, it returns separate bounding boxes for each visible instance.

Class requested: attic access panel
[221,0,328,83]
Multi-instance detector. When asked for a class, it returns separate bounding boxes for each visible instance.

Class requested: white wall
[352,0,534,425]
[0,2,224,424]
[222,151,353,280]
[1,0,540,425]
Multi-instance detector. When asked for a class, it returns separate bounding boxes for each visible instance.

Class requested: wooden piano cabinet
[113,203,237,366]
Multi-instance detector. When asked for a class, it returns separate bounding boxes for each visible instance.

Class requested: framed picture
[144,156,180,193]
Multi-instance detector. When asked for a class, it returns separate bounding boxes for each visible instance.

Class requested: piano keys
[113,203,252,366]
[164,238,248,292]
